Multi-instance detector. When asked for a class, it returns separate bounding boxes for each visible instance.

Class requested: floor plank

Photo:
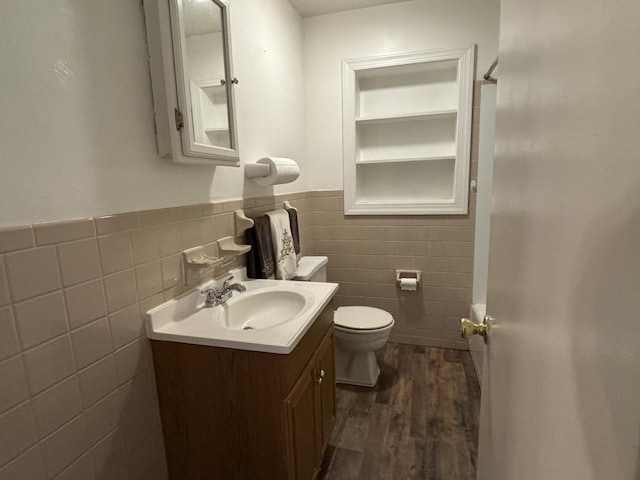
[318,343,481,480]
[355,403,390,480]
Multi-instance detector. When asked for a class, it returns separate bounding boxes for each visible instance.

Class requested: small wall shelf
[234,210,254,236]
[182,245,224,285]
[355,109,457,125]
[342,45,475,215]
[217,236,251,257]
[355,155,456,165]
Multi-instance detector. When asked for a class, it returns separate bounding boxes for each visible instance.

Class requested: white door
[476,0,640,479]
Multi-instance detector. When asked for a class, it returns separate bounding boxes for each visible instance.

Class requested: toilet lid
[334,306,394,330]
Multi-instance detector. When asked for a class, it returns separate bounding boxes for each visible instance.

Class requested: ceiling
[288,0,414,18]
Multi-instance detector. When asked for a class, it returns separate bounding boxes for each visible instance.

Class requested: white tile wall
[22,335,76,395]
[0,403,38,466]
[39,415,89,478]
[0,445,44,480]
[88,429,128,479]
[53,453,95,480]
[0,308,21,361]
[31,377,83,439]
[98,234,133,276]
[13,292,68,350]
[70,319,112,369]
[1,190,467,478]
[57,238,101,287]
[0,356,29,412]
[0,262,9,307]
[4,247,61,302]
[0,195,310,477]
[102,270,137,313]
[108,305,142,350]
[77,355,120,409]
[64,280,106,329]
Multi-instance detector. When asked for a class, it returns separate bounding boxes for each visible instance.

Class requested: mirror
[143,0,239,165]
[172,0,237,157]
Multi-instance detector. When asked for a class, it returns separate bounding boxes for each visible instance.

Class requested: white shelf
[357,114,457,162]
[356,159,456,203]
[355,110,457,125]
[204,127,229,133]
[355,155,456,165]
[357,59,459,118]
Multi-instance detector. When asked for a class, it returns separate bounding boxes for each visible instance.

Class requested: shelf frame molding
[342,44,476,215]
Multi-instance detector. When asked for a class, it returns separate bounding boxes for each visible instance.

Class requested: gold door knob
[460,315,491,344]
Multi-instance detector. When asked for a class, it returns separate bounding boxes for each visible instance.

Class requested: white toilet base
[334,347,381,387]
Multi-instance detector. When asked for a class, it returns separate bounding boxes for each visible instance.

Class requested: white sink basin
[145,268,338,354]
[221,289,310,331]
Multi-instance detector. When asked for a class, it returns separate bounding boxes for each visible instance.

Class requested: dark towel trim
[286,208,301,255]
[246,215,275,279]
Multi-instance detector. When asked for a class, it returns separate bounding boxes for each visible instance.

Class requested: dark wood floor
[318,343,481,480]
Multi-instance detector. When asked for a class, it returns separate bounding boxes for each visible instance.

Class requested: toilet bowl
[333,306,394,387]
[294,256,394,387]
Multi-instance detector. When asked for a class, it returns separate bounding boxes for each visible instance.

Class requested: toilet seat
[334,306,394,331]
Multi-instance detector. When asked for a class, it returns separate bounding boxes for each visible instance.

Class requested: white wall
[0,0,306,228]
[0,0,502,227]
[303,0,501,190]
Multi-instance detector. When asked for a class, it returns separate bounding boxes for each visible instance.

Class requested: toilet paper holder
[396,270,421,288]
[244,157,300,186]
[244,163,271,178]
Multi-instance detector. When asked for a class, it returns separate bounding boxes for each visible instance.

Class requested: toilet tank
[294,256,328,282]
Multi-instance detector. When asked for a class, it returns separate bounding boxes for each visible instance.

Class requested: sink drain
[242,325,254,330]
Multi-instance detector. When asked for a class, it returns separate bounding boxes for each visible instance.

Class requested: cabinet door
[285,362,319,480]
[315,331,336,453]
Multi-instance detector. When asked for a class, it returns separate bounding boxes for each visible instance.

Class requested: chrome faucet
[201,275,247,308]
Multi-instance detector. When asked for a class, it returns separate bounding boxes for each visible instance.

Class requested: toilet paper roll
[399,278,418,291]
[254,157,300,186]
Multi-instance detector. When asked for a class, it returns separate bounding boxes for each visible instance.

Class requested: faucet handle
[222,275,234,289]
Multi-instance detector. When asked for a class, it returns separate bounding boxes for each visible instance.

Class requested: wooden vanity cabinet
[285,328,336,480]
[151,304,336,480]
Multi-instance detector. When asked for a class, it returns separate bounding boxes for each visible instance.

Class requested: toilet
[294,256,395,387]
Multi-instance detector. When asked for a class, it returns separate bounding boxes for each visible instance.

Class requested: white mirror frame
[144,0,239,166]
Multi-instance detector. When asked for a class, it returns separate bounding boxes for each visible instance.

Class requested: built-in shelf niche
[357,114,457,163]
[357,60,459,117]
[343,45,475,215]
[357,159,455,204]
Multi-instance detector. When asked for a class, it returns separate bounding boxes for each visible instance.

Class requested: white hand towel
[266,210,297,280]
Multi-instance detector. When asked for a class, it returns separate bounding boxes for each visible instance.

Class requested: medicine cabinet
[143,0,239,166]
[342,45,475,214]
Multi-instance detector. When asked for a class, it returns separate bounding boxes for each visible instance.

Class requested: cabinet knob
[316,369,325,384]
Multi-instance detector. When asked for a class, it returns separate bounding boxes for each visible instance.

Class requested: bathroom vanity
[150,300,336,479]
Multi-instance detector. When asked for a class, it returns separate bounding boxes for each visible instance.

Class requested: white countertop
[145,271,338,354]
